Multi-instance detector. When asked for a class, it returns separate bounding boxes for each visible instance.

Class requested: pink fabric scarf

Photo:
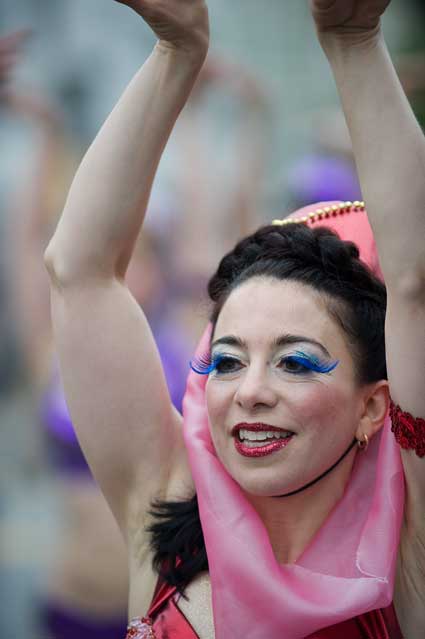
[182,202,404,639]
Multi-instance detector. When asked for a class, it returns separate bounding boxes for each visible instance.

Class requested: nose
[234,364,278,411]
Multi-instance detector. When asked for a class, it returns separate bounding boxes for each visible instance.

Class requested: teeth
[238,429,292,442]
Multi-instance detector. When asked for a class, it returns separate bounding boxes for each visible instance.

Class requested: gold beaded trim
[272,200,365,226]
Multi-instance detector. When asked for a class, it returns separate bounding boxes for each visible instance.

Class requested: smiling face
[205,276,368,497]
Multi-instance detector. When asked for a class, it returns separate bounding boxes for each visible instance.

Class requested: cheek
[206,383,225,419]
[288,381,353,432]
[205,381,234,440]
[206,372,237,402]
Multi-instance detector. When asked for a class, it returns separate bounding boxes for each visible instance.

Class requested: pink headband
[182,201,403,638]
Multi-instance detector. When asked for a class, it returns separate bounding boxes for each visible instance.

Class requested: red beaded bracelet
[390,400,425,458]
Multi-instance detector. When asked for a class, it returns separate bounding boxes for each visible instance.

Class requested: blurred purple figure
[287,153,362,209]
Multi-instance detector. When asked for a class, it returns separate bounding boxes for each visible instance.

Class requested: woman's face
[205,276,366,497]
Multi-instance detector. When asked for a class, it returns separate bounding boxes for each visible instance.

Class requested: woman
[44,1,425,637]
[1,33,130,638]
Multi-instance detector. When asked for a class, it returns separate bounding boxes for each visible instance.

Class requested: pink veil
[182,202,404,638]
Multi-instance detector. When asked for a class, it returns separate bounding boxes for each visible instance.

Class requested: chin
[215,445,301,497]
[232,467,301,499]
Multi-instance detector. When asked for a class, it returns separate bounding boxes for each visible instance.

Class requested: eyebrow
[211,333,332,359]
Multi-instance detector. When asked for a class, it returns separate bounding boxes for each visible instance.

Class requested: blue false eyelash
[190,352,216,375]
[190,350,339,376]
[288,350,339,374]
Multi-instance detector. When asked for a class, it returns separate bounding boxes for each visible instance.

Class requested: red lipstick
[231,423,290,436]
[234,436,293,457]
[232,423,294,458]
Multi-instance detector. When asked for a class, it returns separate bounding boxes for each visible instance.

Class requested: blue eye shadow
[190,350,339,376]
[288,350,339,373]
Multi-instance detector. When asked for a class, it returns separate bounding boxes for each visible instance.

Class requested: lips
[234,433,294,457]
[231,422,295,458]
[231,423,293,437]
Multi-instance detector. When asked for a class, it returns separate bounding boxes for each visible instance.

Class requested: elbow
[44,239,118,288]
[43,240,81,289]
[44,241,62,288]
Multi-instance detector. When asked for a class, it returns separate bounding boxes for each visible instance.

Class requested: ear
[356,380,390,442]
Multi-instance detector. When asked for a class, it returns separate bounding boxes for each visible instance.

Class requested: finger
[113,0,149,11]
[311,0,338,8]
[113,0,157,23]
[310,0,355,28]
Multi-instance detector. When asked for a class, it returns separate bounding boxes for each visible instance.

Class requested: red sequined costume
[126,577,403,638]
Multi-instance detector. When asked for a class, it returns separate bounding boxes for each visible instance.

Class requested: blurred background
[0,1,424,637]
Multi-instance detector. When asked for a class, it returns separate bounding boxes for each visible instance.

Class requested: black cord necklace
[274,438,358,498]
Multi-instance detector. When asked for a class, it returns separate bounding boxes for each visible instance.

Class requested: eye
[190,353,243,376]
[277,351,339,375]
[213,355,243,375]
[279,355,311,375]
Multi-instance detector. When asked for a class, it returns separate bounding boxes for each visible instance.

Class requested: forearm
[45,44,206,283]
[9,128,58,377]
[323,34,425,288]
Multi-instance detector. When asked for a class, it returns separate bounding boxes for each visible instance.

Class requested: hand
[6,91,63,129]
[191,55,268,108]
[310,0,391,42]
[114,0,209,55]
[0,29,31,100]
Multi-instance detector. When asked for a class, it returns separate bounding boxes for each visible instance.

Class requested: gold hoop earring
[357,434,369,452]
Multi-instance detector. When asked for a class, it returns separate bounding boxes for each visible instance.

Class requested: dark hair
[208,223,387,383]
[147,495,208,595]
[148,222,387,593]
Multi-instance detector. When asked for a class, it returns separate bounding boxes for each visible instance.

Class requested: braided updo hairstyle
[148,223,387,594]
[208,223,387,384]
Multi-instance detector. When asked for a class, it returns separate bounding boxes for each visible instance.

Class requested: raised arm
[7,91,69,382]
[1,30,55,381]
[44,0,209,544]
[311,0,425,632]
[311,1,425,292]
